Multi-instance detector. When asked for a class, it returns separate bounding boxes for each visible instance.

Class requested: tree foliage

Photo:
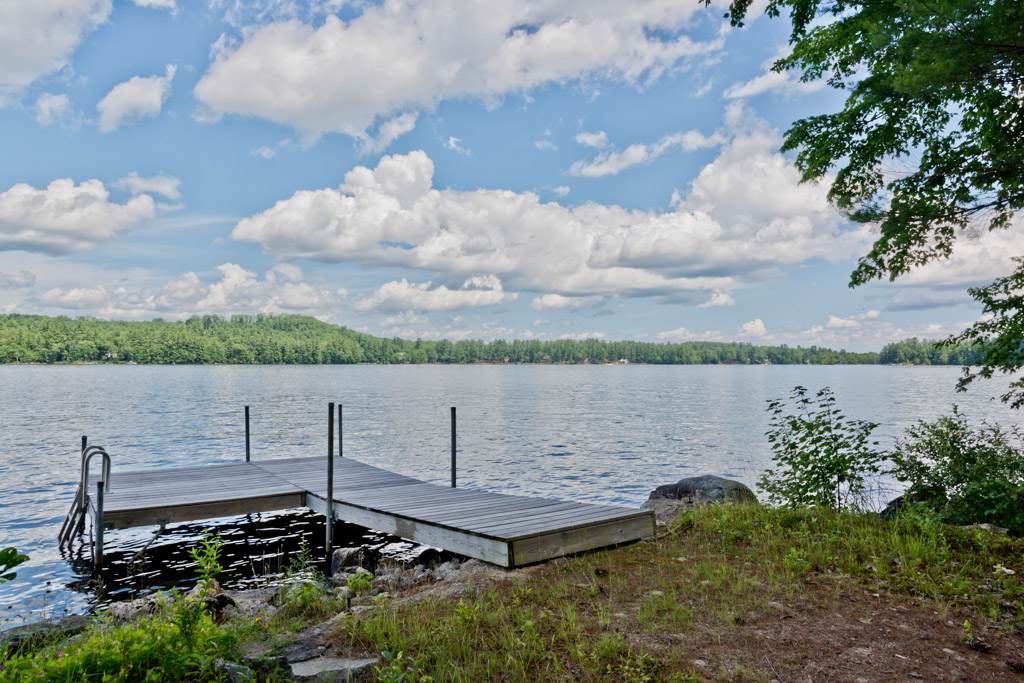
[759,386,885,511]
[0,313,902,366]
[0,546,29,584]
[892,407,1024,534]
[716,0,1024,403]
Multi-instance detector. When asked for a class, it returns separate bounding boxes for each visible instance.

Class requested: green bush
[892,407,1024,534]
[759,386,885,511]
[0,596,241,682]
[0,548,28,584]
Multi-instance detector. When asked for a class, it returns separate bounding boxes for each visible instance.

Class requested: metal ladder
[58,437,112,565]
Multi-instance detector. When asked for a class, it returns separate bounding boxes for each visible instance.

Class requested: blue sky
[0,0,1008,351]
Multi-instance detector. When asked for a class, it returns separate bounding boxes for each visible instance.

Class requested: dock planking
[86,456,655,568]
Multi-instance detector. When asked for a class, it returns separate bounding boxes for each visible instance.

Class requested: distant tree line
[0,314,976,366]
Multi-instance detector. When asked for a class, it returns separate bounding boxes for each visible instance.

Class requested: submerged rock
[2,614,91,654]
[330,546,378,575]
[643,475,757,521]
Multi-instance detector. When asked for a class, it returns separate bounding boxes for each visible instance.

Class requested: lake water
[0,364,1017,628]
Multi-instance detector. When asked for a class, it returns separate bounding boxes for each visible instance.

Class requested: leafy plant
[892,407,1024,534]
[346,571,372,596]
[759,386,885,511]
[375,649,433,683]
[187,530,224,598]
[0,547,28,584]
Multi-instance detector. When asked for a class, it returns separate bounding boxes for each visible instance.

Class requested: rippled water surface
[0,364,1017,627]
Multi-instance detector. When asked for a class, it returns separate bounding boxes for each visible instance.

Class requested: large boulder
[331,546,378,575]
[643,475,757,522]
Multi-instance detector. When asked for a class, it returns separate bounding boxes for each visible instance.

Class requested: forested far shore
[0,314,978,366]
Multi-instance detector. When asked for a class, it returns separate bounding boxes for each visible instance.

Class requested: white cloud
[824,311,879,329]
[655,326,725,342]
[873,221,1024,310]
[131,0,176,11]
[530,293,602,310]
[558,331,606,340]
[194,0,719,143]
[0,270,35,289]
[251,146,276,159]
[723,46,825,99]
[97,64,176,132]
[553,186,570,197]
[0,178,157,254]
[355,112,418,155]
[0,0,111,101]
[534,139,557,151]
[697,291,734,307]
[232,110,868,307]
[355,275,516,312]
[575,130,609,149]
[738,318,768,338]
[724,70,825,99]
[37,262,337,318]
[34,93,74,127]
[445,136,471,156]
[569,128,726,177]
[112,172,182,200]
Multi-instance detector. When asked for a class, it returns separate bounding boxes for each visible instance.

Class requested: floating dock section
[59,405,655,568]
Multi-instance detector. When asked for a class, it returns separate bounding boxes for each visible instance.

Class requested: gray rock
[964,522,1009,535]
[647,475,757,505]
[290,656,377,682]
[213,658,256,683]
[2,614,91,653]
[331,547,378,575]
[281,637,326,663]
[644,475,757,522]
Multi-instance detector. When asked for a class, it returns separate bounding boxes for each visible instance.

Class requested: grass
[2,504,1022,681]
[327,504,1023,681]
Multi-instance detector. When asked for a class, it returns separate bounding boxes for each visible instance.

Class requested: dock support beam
[95,481,105,567]
[326,402,335,559]
[245,406,251,462]
[450,406,456,488]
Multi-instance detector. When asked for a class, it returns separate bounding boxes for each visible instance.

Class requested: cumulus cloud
[0,270,35,289]
[0,178,157,254]
[0,0,111,101]
[112,172,181,200]
[35,93,75,127]
[251,146,276,159]
[194,0,719,143]
[569,128,726,177]
[873,221,1024,310]
[355,275,516,312]
[738,318,768,338]
[233,118,869,308]
[38,263,337,318]
[530,293,603,310]
[97,64,176,132]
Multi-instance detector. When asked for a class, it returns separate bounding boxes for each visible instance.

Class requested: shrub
[759,386,885,511]
[892,407,1024,534]
[0,548,28,584]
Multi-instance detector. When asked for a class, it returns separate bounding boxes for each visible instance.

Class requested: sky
[0,0,1012,352]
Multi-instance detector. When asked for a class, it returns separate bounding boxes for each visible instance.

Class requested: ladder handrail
[81,446,111,496]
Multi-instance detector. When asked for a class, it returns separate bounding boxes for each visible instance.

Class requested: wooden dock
[69,456,655,568]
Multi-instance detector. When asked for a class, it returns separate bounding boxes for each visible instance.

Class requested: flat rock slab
[291,656,377,682]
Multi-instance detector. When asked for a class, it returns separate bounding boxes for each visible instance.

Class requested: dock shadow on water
[59,509,447,616]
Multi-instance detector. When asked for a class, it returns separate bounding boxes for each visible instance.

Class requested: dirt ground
[635,580,1024,682]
